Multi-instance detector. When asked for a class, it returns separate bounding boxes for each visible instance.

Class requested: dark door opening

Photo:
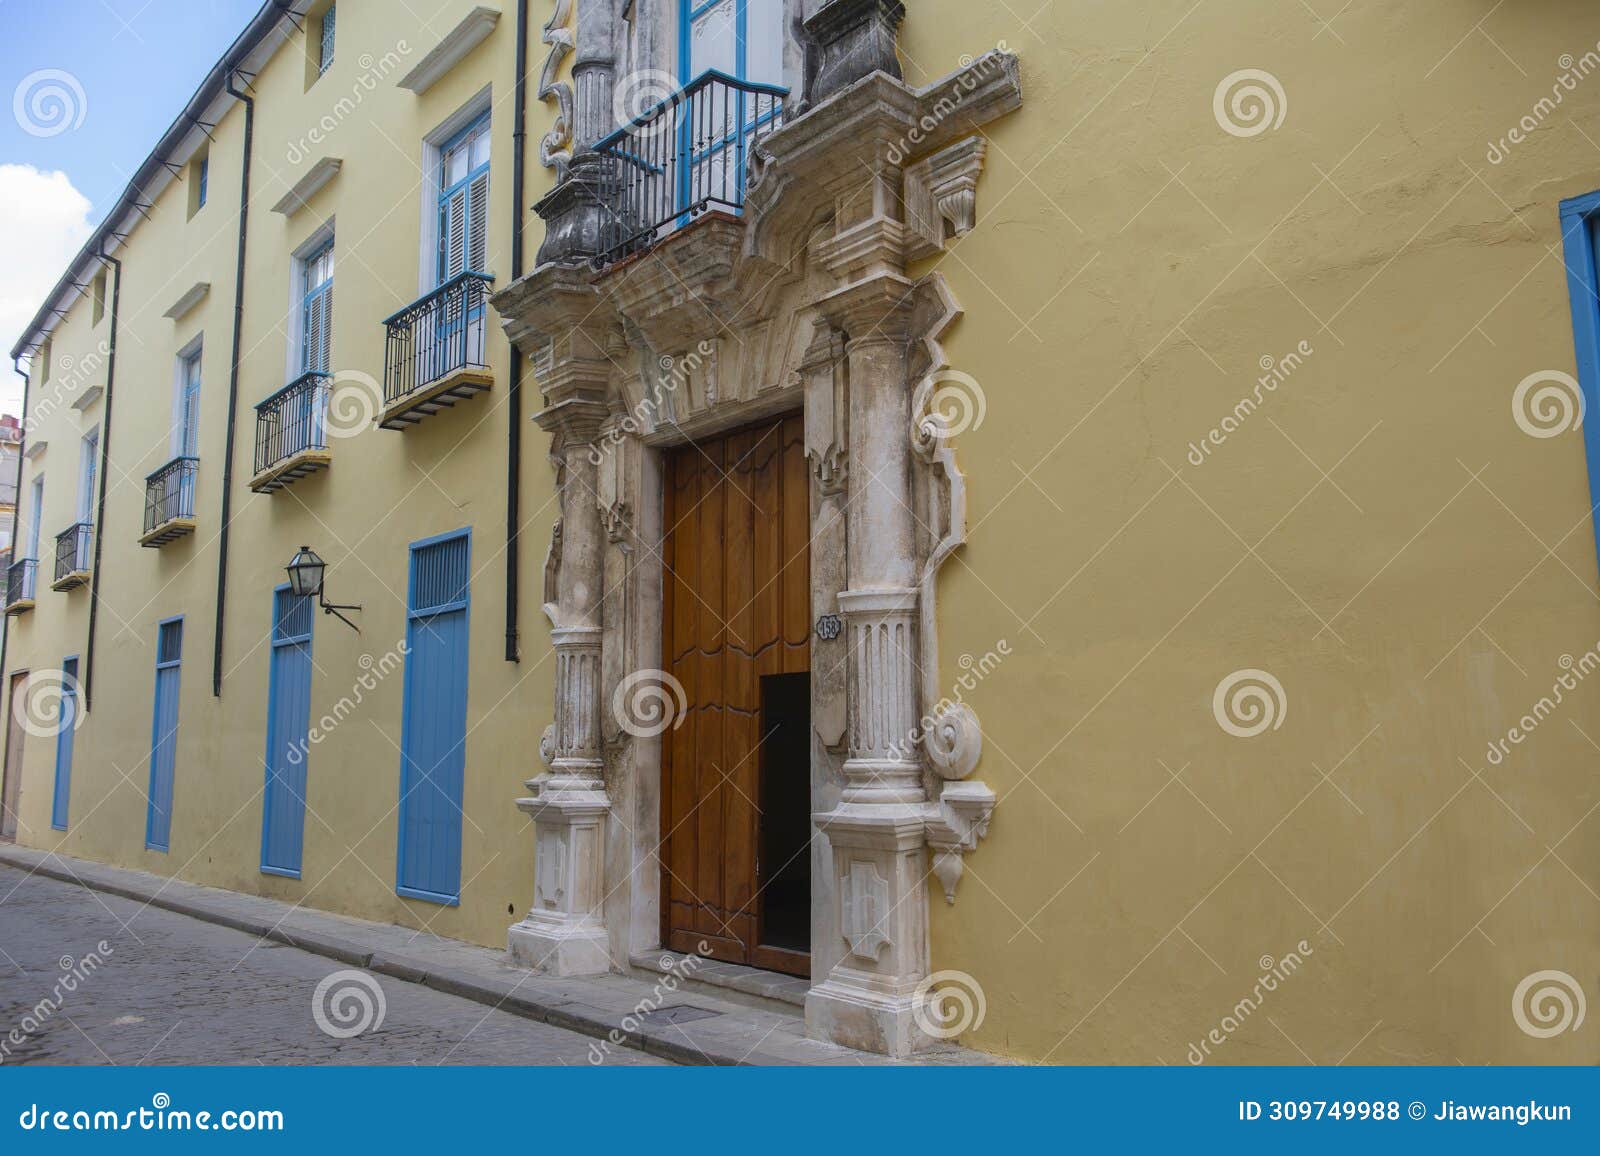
[754,671,810,972]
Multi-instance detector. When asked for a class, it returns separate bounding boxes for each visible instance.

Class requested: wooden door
[1,671,26,841]
[662,414,811,976]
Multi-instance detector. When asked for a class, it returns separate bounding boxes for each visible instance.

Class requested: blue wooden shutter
[396,530,470,904]
[50,657,79,830]
[146,619,183,851]
[261,588,314,877]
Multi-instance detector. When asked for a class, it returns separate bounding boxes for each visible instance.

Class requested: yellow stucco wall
[905,1,1600,1063]
[5,0,1599,1067]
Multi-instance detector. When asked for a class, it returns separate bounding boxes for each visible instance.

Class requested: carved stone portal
[493,4,1021,1055]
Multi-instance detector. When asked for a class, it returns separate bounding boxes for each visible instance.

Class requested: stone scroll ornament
[909,272,997,903]
[537,0,575,175]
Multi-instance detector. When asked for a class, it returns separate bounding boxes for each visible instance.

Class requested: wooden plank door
[1,671,26,841]
[661,414,810,975]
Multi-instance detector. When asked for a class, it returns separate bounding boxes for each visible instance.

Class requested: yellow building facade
[3,0,1600,1065]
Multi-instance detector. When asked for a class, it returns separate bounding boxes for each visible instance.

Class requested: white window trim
[28,475,44,559]
[417,87,491,297]
[285,220,336,382]
[172,335,204,460]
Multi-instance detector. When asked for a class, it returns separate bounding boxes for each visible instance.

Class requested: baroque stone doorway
[660,415,812,977]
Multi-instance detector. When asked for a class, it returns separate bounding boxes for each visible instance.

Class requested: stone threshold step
[0,845,997,1067]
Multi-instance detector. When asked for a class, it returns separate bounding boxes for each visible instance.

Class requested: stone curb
[0,846,999,1066]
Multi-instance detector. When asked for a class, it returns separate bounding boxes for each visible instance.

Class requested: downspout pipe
[505,0,529,663]
[83,241,122,712]
[0,356,31,734]
[214,71,254,697]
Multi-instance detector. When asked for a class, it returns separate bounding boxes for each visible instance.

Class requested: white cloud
[0,164,93,414]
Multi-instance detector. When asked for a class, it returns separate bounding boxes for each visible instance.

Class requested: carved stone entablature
[490,30,1022,1056]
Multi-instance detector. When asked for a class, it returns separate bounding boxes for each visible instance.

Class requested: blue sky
[0,0,261,409]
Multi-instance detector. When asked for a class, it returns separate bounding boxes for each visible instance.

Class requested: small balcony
[141,456,198,547]
[5,558,37,614]
[52,523,92,591]
[251,371,332,492]
[594,70,786,268]
[379,271,493,431]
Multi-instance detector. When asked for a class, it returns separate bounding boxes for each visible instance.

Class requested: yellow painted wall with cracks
[6,0,1600,1066]
[904,0,1600,1063]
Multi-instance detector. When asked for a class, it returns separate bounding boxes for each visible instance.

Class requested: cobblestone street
[0,866,666,1065]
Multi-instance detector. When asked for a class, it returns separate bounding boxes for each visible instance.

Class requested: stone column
[502,264,618,976]
[806,276,935,1057]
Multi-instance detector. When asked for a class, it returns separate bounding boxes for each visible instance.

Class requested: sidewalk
[0,844,1000,1066]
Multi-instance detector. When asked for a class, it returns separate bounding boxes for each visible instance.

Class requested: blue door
[261,587,313,877]
[146,618,183,851]
[50,656,79,830]
[396,530,470,904]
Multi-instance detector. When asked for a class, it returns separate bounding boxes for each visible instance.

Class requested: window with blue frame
[436,115,490,285]
[300,240,334,374]
[1559,190,1600,573]
[319,4,336,75]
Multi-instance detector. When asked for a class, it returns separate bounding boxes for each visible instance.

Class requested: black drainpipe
[0,356,31,733]
[82,241,122,712]
[214,72,254,698]
[505,0,529,663]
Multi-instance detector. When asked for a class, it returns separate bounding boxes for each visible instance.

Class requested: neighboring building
[2,0,1599,1065]
[0,414,20,558]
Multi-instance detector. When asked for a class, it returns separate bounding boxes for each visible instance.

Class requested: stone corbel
[536,0,575,176]
[924,779,995,905]
[801,325,849,495]
[904,137,989,260]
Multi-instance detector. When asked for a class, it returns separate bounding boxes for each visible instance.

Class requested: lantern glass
[286,546,325,599]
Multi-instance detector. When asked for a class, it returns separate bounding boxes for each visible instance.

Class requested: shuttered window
[319,4,336,74]
[176,349,202,458]
[436,116,490,285]
[300,241,334,374]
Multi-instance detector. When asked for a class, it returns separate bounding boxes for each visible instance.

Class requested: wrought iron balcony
[52,522,92,591]
[252,371,331,492]
[141,456,199,547]
[4,558,36,614]
[594,70,786,267]
[380,271,493,430]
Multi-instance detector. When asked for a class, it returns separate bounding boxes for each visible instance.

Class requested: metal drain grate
[634,1005,722,1027]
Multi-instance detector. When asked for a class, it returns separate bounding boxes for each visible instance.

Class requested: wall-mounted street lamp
[286,545,362,632]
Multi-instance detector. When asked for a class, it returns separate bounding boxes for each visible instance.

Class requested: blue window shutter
[396,530,471,904]
[146,619,183,851]
[261,587,314,877]
[50,657,79,830]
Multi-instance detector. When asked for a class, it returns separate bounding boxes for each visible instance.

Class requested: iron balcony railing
[144,456,198,535]
[54,522,92,583]
[255,371,329,475]
[382,271,493,404]
[594,69,787,267]
[5,558,36,608]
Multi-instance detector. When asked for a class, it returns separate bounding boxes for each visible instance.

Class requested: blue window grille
[146,618,184,852]
[319,4,336,75]
[197,156,208,209]
[300,240,334,374]
[261,586,314,878]
[50,657,80,831]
